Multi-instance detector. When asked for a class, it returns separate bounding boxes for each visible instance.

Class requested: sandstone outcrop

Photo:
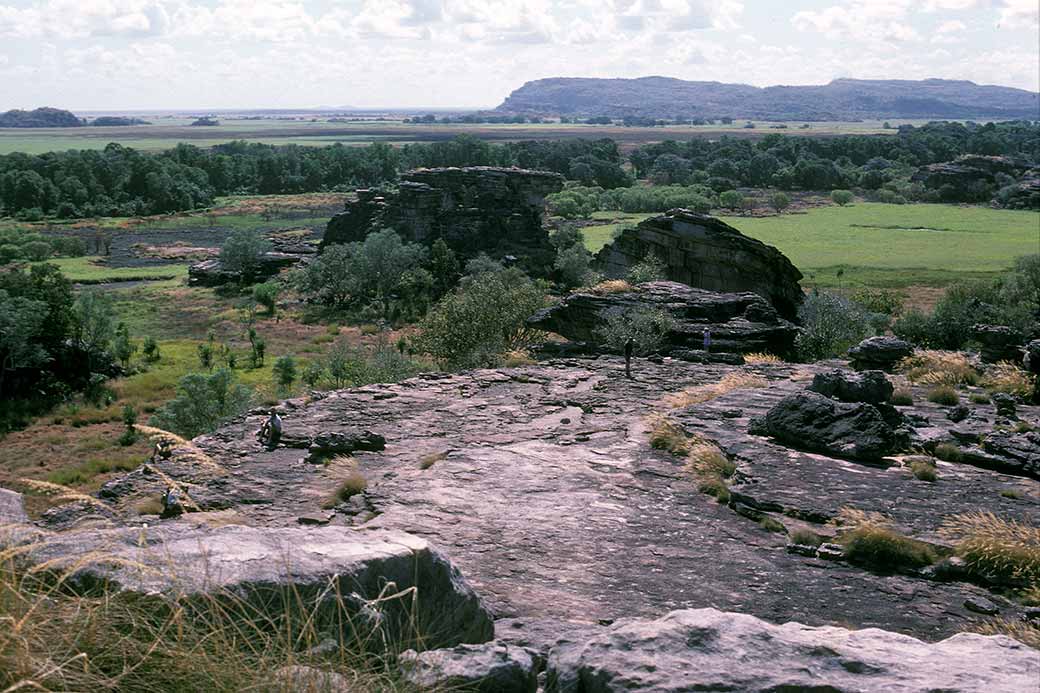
[545,608,1038,693]
[10,524,493,649]
[527,280,800,356]
[972,324,1025,363]
[0,487,27,524]
[749,391,899,461]
[594,210,804,319]
[912,154,1030,192]
[809,369,894,405]
[321,167,564,270]
[848,335,914,371]
[399,641,538,693]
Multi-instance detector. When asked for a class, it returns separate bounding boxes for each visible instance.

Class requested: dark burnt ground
[75,356,1040,643]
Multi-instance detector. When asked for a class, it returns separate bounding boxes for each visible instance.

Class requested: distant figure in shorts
[624,337,635,379]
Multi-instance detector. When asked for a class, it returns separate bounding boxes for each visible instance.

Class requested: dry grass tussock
[322,455,367,509]
[0,549,415,692]
[982,361,1034,399]
[899,350,979,386]
[663,371,768,409]
[968,618,1040,650]
[135,424,224,472]
[832,507,937,571]
[940,512,1040,586]
[500,349,536,367]
[743,352,783,365]
[684,440,736,504]
[585,279,633,294]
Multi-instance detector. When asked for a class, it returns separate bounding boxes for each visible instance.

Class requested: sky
[0,0,1037,111]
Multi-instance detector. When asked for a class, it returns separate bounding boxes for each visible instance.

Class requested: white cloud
[0,0,171,39]
[999,0,1039,28]
[792,2,921,43]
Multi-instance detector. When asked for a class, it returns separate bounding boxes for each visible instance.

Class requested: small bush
[743,352,782,364]
[830,189,855,206]
[907,457,938,482]
[1001,489,1023,500]
[795,291,875,362]
[324,468,368,508]
[789,528,824,547]
[840,525,937,571]
[940,511,1040,585]
[595,306,675,356]
[760,517,786,533]
[890,388,914,406]
[970,392,990,404]
[587,279,633,294]
[933,442,964,462]
[626,254,667,284]
[927,385,960,406]
[983,362,1034,399]
[648,415,693,456]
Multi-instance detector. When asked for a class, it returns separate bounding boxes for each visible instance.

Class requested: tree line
[1,120,1035,220]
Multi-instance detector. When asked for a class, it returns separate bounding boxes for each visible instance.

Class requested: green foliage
[718,190,746,211]
[415,268,548,369]
[0,289,48,397]
[626,253,668,284]
[21,240,51,261]
[142,335,161,363]
[428,238,460,299]
[73,289,115,358]
[117,404,139,446]
[551,227,598,289]
[149,368,253,438]
[600,185,714,214]
[795,291,875,361]
[840,524,937,571]
[768,191,791,213]
[302,360,324,388]
[247,328,266,368]
[219,229,271,279]
[830,189,855,206]
[272,355,297,394]
[112,322,137,370]
[547,188,599,219]
[927,385,960,406]
[595,306,675,356]
[252,282,279,315]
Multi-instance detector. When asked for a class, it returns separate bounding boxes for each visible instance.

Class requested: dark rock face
[1001,173,1040,210]
[528,281,800,356]
[1024,339,1040,373]
[749,391,897,461]
[848,336,914,371]
[972,324,1024,363]
[11,524,493,649]
[545,608,1038,693]
[399,642,538,693]
[187,252,300,287]
[321,167,564,270]
[594,210,804,320]
[912,155,1030,193]
[809,369,893,405]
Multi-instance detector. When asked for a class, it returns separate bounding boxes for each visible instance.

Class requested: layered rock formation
[545,608,1037,693]
[528,281,800,357]
[187,252,302,287]
[321,167,565,270]
[594,210,804,320]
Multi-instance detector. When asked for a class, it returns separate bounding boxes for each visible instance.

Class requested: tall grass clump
[982,362,1034,399]
[940,512,1040,586]
[647,415,694,456]
[927,385,960,406]
[663,371,768,408]
[834,508,937,572]
[685,440,736,504]
[899,350,979,386]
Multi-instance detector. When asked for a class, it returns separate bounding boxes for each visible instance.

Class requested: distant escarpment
[322,166,565,270]
[0,107,83,128]
[495,76,1040,121]
[596,209,804,320]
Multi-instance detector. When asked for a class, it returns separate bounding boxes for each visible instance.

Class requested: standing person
[703,328,712,353]
[624,337,635,379]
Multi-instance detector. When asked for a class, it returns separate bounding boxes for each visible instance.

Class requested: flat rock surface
[48,357,1040,643]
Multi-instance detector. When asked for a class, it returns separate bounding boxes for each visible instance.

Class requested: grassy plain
[583,203,1040,289]
[0,117,933,155]
[29,256,189,282]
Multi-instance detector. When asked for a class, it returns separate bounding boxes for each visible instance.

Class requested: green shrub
[415,268,547,369]
[595,306,674,356]
[719,190,745,211]
[252,282,279,315]
[626,253,668,284]
[760,517,786,533]
[927,385,960,406]
[795,291,875,361]
[840,525,937,571]
[149,368,253,438]
[830,189,854,206]
[768,191,791,214]
[890,388,914,406]
[219,229,271,279]
[272,355,297,394]
[934,442,964,462]
[789,529,824,547]
[908,457,938,482]
[141,336,161,363]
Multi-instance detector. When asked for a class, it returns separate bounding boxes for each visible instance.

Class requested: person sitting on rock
[151,438,172,462]
[161,487,184,519]
[257,410,283,449]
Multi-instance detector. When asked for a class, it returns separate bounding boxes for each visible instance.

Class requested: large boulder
[545,608,1038,693]
[848,336,913,371]
[1024,339,1040,374]
[911,155,1030,201]
[0,487,28,524]
[972,324,1025,363]
[809,369,893,405]
[594,209,803,320]
[749,391,897,461]
[11,524,493,649]
[527,281,800,357]
[399,641,538,693]
[321,167,564,272]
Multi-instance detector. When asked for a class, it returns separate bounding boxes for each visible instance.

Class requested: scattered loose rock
[399,641,538,693]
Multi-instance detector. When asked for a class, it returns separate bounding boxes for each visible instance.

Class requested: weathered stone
[399,641,538,693]
[749,391,897,461]
[816,543,846,560]
[594,209,804,319]
[545,608,1038,693]
[947,404,970,422]
[980,429,1040,479]
[911,155,1030,196]
[973,324,1024,364]
[187,252,300,287]
[0,487,28,525]
[1001,173,1040,211]
[848,336,914,371]
[809,369,893,404]
[11,524,493,649]
[1024,339,1040,373]
[304,430,386,463]
[964,596,1000,615]
[991,393,1017,419]
[527,281,800,356]
[321,167,564,272]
